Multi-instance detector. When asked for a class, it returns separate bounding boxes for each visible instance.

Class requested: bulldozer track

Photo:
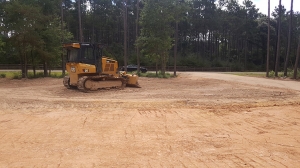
[63,76,77,89]
[77,75,126,92]
[63,76,70,88]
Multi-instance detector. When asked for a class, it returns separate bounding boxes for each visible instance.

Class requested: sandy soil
[0,72,300,167]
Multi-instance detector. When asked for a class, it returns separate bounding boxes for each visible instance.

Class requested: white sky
[250,0,300,15]
[72,0,299,15]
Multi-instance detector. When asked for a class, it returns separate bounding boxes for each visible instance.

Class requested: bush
[211,59,224,67]
[12,72,22,79]
[138,71,173,78]
[26,72,66,78]
[50,72,65,78]
[287,68,294,77]
[284,68,300,79]
[268,70,275,77]
[27,72,44,79]
[229,64,241,71]
[0,71,67,79]
[176,54,206,67]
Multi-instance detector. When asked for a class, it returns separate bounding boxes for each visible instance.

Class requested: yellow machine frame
[63,43,140,91]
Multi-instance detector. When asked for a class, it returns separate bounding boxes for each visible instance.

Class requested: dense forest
[0,0,299,77]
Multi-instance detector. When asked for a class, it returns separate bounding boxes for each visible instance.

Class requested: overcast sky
[72,0,299,16]
[250,0,300,15]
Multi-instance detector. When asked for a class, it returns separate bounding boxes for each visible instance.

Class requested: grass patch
[135,71,174,78]
[230,72,266,77]
[27,72,45,79]
[0,73,6,78]
[12,72,22,79]
[49,72,66,78]
[0,71,22,79]
[27,72,66,78]
[230,69,300,79]
[0,71,67,79]
[268,69,299,78]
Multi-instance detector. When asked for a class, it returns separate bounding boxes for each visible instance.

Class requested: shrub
[211,59,224,67]
[268,70,275,77]
[230,62,244,71]
[138,71,173,78]
[12,72,22,79]
[290,69,300,79]
[177,54,206,67]
[50,72,65,78]
[0,71,66,79]
[287,68,294,77]
[27,72,44,79]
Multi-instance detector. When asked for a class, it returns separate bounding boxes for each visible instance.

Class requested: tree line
[0,0,299,78]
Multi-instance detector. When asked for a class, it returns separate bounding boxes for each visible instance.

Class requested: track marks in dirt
[1,106,300,167]
[1,76,300,167]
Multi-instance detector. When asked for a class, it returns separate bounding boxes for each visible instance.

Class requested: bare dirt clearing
[0,72,300,167]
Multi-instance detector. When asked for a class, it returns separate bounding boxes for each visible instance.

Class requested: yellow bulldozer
[62,43,140,92]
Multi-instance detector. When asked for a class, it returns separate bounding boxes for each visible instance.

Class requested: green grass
[0,71,67,79]
[27,72,45,78]
[49,72,66,78]
[0,71,22,79]
[230,72,266,77]
[132,71,175,78]
[230,69,300,79]
[0,73,6,78]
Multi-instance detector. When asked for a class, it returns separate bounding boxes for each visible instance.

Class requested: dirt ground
[0,72,300,167]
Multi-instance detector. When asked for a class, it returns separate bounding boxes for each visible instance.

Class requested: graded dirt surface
[0,72,300,167]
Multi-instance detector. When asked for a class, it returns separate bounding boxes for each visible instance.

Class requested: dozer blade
[126,82,141,88]
[124,74,141,88]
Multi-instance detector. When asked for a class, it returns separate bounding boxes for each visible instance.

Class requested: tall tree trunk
[284,0,293,76]
[275,0,282,77]
[22,46,27,78]
[210,31,213,59]
[244,38,248,70]
[266,0,270,77]
[208,31,210,59]
[203,34,206,57]
[123,0,128,71]
[216,36,219,59]
[31,49,36,77]
[21,53,26,78]
[161,52,166,76]
[78,0,83,42]
[222,27,225,58]
[155,61,158,76]
[228,32,231,60]
[195,30,199,58]
[174,21,178,76]
[293,37,300,79]
[91,2,95,43]
[61,0,65,76]
[136,0,140,73]
[43,61,48,77]
[224,37,227,59]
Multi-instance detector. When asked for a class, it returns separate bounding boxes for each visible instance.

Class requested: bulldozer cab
[64,43,102,73]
